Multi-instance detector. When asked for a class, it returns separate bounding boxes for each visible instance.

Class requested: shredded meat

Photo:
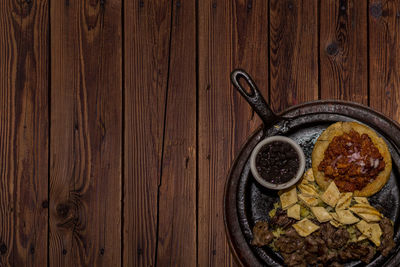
[277,224,348,266]
[331,228,350,249]
[305,235,325,254]
[276,228,307,266]
[378,217,396,256]
[281,252,307,267]
[319,223,336,243]
[318,130,385,191]
[319,250,339,265]
[339,242,376,263]
[251,221,274,247]
[328,262,343,267]
[317,223,349,249]
[275,228,304,254]
[270,209,296,229]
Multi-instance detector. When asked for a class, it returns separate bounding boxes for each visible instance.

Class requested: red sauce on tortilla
[318,130,385,191]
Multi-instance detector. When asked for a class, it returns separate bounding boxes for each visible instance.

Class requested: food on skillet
[251,169,396,267]
[312,122,392,197]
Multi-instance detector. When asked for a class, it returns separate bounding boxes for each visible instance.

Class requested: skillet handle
[231,69,279,127]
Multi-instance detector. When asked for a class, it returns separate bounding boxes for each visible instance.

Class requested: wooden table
[0,0,399,266]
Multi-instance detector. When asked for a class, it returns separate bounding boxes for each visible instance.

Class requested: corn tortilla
[312,122,392,197]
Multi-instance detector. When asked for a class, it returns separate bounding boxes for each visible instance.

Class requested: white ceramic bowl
[250,136,306,190]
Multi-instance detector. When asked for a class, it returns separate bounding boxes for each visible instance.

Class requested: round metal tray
[224,70,400,267]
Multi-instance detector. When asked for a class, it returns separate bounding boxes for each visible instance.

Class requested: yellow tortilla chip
[298,194,319,207]
[321,181,341,207]
[350,204,382,222]
[356,220,382,246]
[336,192,353,210]
[279,187,298,210]
[353,197,369,205]
[287,204,301,220]
[304,168,315,182]
[292,218,320,237]
[330,220,342,228]
[298,183,319,197]
[334,209,360,225]
[310,207,332,223]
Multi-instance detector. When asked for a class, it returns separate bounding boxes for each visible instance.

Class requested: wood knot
[212,249,216,255]
[287,2,293,10]
[100,248,105,255]
[212,2,217,9]
[100,0,105,6]
[247,2,252,10]
[326,43,339,56]
[139,1,144,8]
[185,157,189,168]
[176,1,181,8]
[62,249,67,255]
[137,248,142,255]
[0,243,7,255]
[42,200,49,209]
[30,246,35,254]
[56,203,70,218]
[370,3,382,18]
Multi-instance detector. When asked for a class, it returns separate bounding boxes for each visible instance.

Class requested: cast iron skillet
[224,69,400,267]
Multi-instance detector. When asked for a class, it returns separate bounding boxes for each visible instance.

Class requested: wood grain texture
[320,0,368,103]
[124,0,172,266]
[156,1,197,265]
[270,0,319,112]
[198,0,268,266]
[369,0,400,121]
[0,0,49,266]
[50,0,121,266]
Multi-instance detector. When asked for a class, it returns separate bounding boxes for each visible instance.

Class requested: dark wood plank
[50,1,122,266]
[320,0,368,103]
[0,0,49,266]
[124,0,172,266]
[369,0,400,121]
[270,0,319,112]
[156,1,197,265]
[198,0,268,265]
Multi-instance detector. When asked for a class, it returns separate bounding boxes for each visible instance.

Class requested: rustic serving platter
[224,70,400,266]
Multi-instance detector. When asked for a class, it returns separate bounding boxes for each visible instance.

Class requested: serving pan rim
[224,99,400,267]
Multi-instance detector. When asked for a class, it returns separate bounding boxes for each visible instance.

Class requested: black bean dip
[255,141,299,184]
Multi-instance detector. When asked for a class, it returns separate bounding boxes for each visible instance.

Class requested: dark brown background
[0,0,399,266]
